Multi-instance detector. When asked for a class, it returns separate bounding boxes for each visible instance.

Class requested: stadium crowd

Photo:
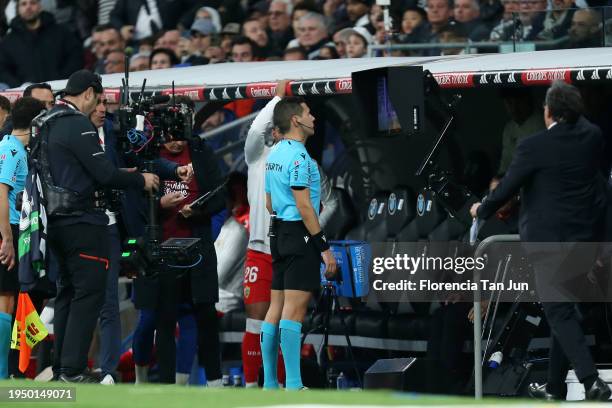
[0,0,610,89]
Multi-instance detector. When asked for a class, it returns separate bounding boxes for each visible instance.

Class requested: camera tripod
[302,282,362,388]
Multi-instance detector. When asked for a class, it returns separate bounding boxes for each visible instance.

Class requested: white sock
[176,372,190,385]
[207,378,223,388]
[245,382,258,388]
[135,365,148,384]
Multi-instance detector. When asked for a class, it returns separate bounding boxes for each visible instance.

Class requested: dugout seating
[324,187,358,240]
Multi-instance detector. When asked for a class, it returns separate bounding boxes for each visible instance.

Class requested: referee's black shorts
[0,224,20,293]
[270,220,321,292]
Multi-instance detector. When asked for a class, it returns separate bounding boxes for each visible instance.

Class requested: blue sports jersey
[265,139,321,221]
[0,135,28,225]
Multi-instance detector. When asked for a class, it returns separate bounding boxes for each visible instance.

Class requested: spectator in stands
[231,36,257,62]
[427,0,454,36]
[332,27,352,57]
[536,0,576,41]
[104,49,126,74]
[220,22,241,58]
[110,0,195,42]
[267,0,294,56]
[243,17,270,57]
[347,0,373,28]
[194,6,222,33]
[454,0,491,40]
[0,0,83,88]
[479,0,505,28]
[497,88,545,174]
[0,82,53,137]
[283,46,307,60]
[0,96,9,132]
[290,1,319,35]
[346,26,373,57]
[138,36,155,54]
[498,0,546,41]
[438,23,470,54]
[400,7,427,38]
[150,47,179,69]
[129,52,150,71]
[205,45,226,63]
[317,44,340,59]
[157,29,181,57]
[91,24,125,74]
[489,0,520,41]
[566,8,603,48]
[290,12,331,59]
[179,19,214,65]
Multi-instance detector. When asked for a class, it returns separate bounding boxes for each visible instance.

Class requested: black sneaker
[527,383,563,401]
[59,372,101,384]
[585,378,612,401]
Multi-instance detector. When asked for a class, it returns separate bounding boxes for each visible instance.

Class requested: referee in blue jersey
[261,97,337,391]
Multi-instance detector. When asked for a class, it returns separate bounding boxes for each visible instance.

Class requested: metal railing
[368,36,569,57]
[472,234,521,399]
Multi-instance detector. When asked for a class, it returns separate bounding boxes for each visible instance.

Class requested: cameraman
[89,93,192,383]
[132,96,226,385]
[46,70,159,383]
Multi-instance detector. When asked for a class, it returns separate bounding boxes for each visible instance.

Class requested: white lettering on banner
[479,74,488,84]
[508,72,516,83]
[209,89,218,100]
[324,82,333,94]
[524,70,566,82]
[235,88,244,98]
[222,88,230,99]
[577,70,585,81]
[297,83,306,95]
[607,68,612,80]
[434,74,471,86]
[494,73,502,84]
[249,86,275,98]
[336,79,352,91]
[591,70,600,80]
[311,83,320,95]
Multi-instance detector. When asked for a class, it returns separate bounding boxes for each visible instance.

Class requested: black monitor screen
[377,76,401,134]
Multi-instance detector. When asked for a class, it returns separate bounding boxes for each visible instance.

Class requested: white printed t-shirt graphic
[135,0,163,40]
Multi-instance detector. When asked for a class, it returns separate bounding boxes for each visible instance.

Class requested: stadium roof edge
[2,48,611,103]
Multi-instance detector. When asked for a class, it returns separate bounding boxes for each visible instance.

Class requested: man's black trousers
[49,223,110,376]
[533,253,599,394]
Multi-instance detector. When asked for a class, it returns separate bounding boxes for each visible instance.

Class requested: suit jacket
[478,116,607,242]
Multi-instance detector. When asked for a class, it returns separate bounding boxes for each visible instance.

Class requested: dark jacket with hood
[0,12,83,88]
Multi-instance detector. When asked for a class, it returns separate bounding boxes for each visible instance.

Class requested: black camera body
[116,94,194,159]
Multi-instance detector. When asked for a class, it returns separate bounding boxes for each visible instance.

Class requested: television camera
[116,77,203,278]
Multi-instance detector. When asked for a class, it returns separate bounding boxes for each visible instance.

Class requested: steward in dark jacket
[0,12,83,88]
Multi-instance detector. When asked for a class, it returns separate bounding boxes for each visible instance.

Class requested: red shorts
[243,249,273,305]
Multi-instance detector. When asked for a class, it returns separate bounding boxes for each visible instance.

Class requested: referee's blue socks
[0,312,11,378]
[260,321,279,389]
[279,319,303,390]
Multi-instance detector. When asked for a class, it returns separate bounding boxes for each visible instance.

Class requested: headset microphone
[297,121,314,130]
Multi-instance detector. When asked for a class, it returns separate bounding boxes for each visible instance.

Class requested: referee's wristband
[312,231,330,252]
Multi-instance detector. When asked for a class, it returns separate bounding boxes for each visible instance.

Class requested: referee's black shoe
[585,378,612,401]
[527,383,563,401]
[58,371,101,384]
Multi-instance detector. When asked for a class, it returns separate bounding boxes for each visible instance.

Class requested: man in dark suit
[470,81,610,401]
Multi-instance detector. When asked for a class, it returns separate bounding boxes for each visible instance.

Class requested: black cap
[61,70,103,96]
